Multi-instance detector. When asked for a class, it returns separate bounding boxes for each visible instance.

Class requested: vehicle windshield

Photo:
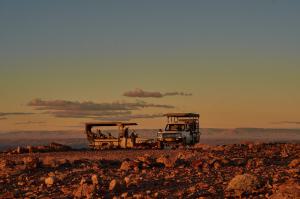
[165,124,186,131]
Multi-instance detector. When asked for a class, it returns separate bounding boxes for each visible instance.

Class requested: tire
[158,141,164,149]
[183,138,187,146]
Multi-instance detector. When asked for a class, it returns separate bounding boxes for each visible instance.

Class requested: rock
[45,176,55,187]
[73,184,95,199]
[36,145,50,152]
[213,161,222,169]
[208,186,217,194]
[61,187,72,195]
[42,157,57,167]
[121,192,129,198]
[194,143,211,150]
[220,158,230,166]
[26,146,33,153]
[246,158,264,169]
[176,152,194,160]
[288,159,300,168]
[22,156,40,169]
[43,156,70,168]
[191,159,204,169]
[0,159,14,169]
[17,146,26,154]
[124,176,131,186]
[156,155,173,168]
[137,154,154,164]
[202,162,211,172]
[174,153,191,167]
[133,165,140,173]
[188,185,196,193]
[269,180,300,199]
[73,178,96,199]
[109,179,123,192]
[0,192,14,198]
[120,160,132,171]
[227,174,259,195]
[91,174,99,185]
[213,145,226,151]
[49,142,72,151]
[231,158,247,166]
[133,193,143,199]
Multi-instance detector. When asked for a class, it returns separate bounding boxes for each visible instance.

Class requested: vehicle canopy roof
[85,122,137,132]
[164,113,199,118]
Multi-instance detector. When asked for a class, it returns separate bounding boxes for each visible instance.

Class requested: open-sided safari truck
[85,122,155,149]
[157,113,200,148]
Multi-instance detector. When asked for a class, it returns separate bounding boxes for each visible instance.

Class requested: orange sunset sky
[1,1,300,131]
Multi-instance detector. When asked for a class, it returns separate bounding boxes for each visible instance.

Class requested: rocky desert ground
[0,143,299,198]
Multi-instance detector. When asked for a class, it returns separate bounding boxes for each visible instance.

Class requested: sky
[0,0,300,131]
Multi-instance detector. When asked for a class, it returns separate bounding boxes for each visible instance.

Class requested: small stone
[124,176,130,186]
[73,181,95,199]
[61,187,71,195]
[156,155,173,168]
[121,192,128,198]
[120,160,132,171]
[109,179,123,192]
[0,159,14,169]
[23,157,40,169]
[213,161,222,169]
[45,176,55,187]
[133,193,143,199]
[91,174,99,185]
[191,159,203,169]
[288,159,300,168]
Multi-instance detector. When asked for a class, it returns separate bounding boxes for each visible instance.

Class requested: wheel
[158,141,164,149]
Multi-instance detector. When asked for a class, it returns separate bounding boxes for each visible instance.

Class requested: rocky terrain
[0,143,299,198]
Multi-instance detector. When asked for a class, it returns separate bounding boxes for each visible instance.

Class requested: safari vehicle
[157,113,200,148]
[85,122,154,149]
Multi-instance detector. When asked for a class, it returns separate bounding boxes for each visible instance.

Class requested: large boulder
[269,180,300,199]
[227,174,259,195]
